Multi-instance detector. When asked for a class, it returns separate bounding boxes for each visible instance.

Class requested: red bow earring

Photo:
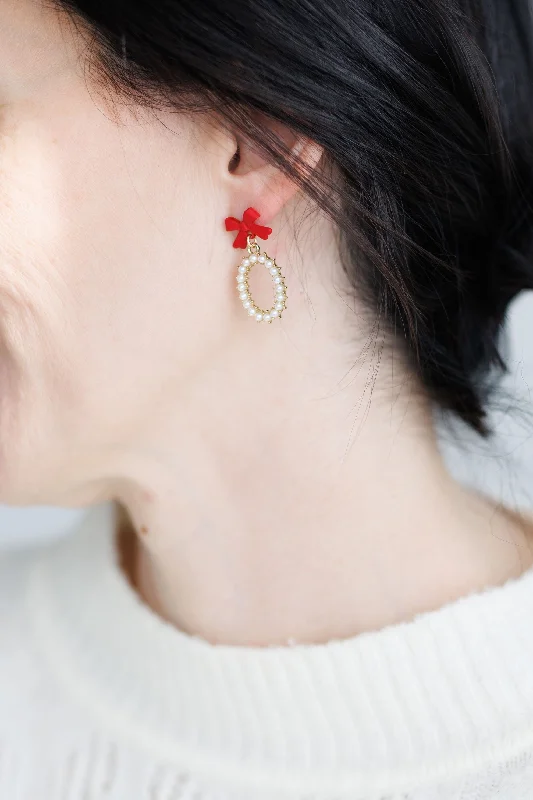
[224,207,272,249]
[225,207,287,323]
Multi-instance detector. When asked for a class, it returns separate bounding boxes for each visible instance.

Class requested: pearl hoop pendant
[236,235,287,323]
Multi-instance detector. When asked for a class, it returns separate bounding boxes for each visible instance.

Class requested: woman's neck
[113,346,533,646]
[111,220,533,646]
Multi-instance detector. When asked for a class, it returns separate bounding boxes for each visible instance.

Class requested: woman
[1,0,533,796]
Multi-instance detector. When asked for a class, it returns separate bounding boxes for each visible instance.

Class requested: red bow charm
[224,207,273,249]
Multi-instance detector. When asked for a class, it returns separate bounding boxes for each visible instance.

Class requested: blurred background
[1,290,532,550]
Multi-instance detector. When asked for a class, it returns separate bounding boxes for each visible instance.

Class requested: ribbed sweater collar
[27,502,533,798]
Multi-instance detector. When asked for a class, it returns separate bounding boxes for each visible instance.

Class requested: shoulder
[0,509,111,736]
[0,533,66,670]
[0,539,44,628]
[0,539,59,734]
[0,505,105,660]
[0,504,112,637]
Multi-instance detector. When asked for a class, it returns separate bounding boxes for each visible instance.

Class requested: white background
[1,291,532,548]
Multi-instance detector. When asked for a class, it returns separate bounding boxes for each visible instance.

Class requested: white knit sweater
[3,502,533,799]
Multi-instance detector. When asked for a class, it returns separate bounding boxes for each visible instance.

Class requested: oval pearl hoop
[236,235,287,323]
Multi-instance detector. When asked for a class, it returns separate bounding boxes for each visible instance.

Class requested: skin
[1,0,533,646]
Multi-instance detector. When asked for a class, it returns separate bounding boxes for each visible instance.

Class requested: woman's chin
[0,360,50,507]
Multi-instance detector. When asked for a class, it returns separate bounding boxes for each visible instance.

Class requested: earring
[224,207,287,323]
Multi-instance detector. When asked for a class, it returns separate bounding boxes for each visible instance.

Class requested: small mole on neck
[140,525,148,535]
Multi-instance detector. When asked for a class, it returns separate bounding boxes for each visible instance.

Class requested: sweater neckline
[27,502,533,798]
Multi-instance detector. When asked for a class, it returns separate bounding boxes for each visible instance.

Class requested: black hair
[55,0,533,434]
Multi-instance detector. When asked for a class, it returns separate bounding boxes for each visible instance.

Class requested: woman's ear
[224,113,323,225]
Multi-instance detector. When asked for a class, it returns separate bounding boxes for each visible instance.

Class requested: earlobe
[226,114,323,227]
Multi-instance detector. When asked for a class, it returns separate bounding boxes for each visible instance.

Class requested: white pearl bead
[258,255,266,263]
[274,276,282,284]
[249,254,258,263]
[255,313,263,322]
[248,308,256,316]
[238,265,247,274]
[271,309,279,318]
[270,267,279,276]
[240,292,248,301]
[275,302,284,311]
[244,300,251,309]
[242,258,250,267]
[276,285,285,293]
[263,313,271,321]
[265,259,273,268]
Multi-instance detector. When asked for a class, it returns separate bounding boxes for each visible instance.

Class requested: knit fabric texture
[2,502,533,799]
